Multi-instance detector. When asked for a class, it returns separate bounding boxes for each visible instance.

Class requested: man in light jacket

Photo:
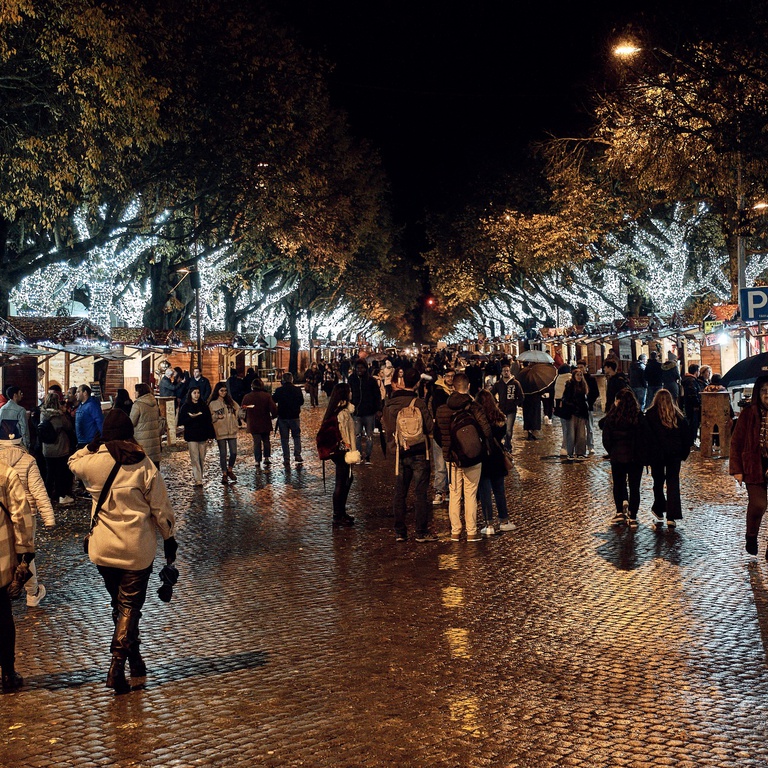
[0,386,30,450]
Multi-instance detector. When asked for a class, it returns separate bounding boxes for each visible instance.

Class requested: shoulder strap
[89,461,121,534]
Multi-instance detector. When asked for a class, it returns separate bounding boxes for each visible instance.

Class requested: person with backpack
[681,363,703,445]
[39,392,75,505]
[436,373,493,542]
[382,368,437,543]
[317,384,357,527]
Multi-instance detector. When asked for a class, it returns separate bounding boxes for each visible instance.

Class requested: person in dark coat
[629,354,648,411]
[272,372,305,465]
[226,369,245,406]
[681,363,703,444]
[562,367,591,459]
[644,351,664,404]
[491,364,524,451]
[603,360,630,412]
[177,388,215,486]
[661,354,681,402]
[730,374,768,557]
[599,388,645,526]
[348,360,382,464]
[642,389,693,528]
[475,390,515,534]
[113,389,134,416]
[240,378,278,467]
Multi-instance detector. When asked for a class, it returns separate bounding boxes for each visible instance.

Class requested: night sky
[275,0,721,239]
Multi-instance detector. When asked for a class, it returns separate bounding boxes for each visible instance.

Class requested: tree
[0,0,166,315]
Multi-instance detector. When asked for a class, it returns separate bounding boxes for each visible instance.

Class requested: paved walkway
[2,406,768,767]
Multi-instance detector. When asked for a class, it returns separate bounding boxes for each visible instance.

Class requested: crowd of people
[1,345,766,696]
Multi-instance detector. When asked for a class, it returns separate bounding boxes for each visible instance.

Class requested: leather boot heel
[128,651,147,688]
[106,656,131,695]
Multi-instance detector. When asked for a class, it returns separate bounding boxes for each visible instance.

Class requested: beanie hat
[101,408,135,442]
[0,419,22,444]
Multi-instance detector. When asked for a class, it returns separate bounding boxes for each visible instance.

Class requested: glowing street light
[613,44,642,57]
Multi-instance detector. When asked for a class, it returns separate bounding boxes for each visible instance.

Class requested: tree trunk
[222,285,239,332]
[727,232,740,304]
[284,300,299,375]
[0,217,10,318]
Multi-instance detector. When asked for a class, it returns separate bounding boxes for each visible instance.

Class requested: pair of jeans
[561,417,575,456]
[217,438,237,473]
[353,414,376,460]
[0,586,15,674]
[447,462,482,537]
[572,416,587,456]
[585,411,594,451]
[187,441,208,483]
[432,438,448,495]
[278,418,302,462]
[651,459,682,519]
[97,565,152,659]
[332,455,353,518]
[393,453,431,537]
[610,461,644,515]
[478,472,509,524]
[503,411,516,450]
[251,432,271,463]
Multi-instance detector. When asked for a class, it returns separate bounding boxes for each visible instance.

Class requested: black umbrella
[721,353,768,388]
[517,363,558,394]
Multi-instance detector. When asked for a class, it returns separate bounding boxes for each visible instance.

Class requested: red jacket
[730,405,766,484]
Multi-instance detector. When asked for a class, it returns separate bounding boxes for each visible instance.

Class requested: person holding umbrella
[517,355,557,441]
[730,375,768,557]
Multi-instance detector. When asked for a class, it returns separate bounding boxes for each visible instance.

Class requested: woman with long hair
[643,388,693,528]
[113,388,134,416]
[178,387,215,487]
[599,388,644,526]
[322,383,357,526]
[561,367,590,460]
[130,383,163,468]
[208,382,239,484]
[475,389,515,534]
[730,375,768,557]
[39,391,75,504]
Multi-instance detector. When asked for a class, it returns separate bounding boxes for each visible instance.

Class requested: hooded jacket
[130,393,163,463]
[0,463,34,588]
[75,395,104,446]
[436,392,492,462]
[0,443,55,528]
[382,390,434,456]
[69,440,174,570]
[491,375,524,415]
[39,406,74,459]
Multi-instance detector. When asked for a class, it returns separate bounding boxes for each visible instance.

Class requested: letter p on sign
[741,287,768,321]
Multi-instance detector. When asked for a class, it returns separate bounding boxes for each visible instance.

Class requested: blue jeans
[278,418,302,462]
[217,438,237,473]
[393,453,431,537]
[561,417,575,456]
[432,438,448,495]
[503,411,516,450]
[478,473,509,524]
[251,432,271,463]
[353,414,376,460]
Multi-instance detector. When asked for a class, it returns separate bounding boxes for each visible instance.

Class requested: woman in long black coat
[642,389,693,528]
[599,388,645,526]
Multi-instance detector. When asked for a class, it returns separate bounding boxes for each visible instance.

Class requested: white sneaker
[498,520,515,531]
[26,584,46,607]
[432,493,444,505]
[59,495,74,505]
[543,416,552,425]
[480,525,496,536]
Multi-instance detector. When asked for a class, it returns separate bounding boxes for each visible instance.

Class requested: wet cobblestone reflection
[2,407,768,767]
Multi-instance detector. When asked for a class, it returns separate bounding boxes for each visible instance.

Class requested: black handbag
[83,462,121,554]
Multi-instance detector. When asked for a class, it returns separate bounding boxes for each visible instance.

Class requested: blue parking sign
[740,287,768,320]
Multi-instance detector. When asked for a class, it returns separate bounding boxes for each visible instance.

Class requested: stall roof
[111,327,191,350]
[11,316,109,345]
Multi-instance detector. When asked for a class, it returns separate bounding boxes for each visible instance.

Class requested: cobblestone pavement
[2,404,768,767]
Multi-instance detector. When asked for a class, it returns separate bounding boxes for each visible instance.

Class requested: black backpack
[449,404,487,467]
[38,419,59,445]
